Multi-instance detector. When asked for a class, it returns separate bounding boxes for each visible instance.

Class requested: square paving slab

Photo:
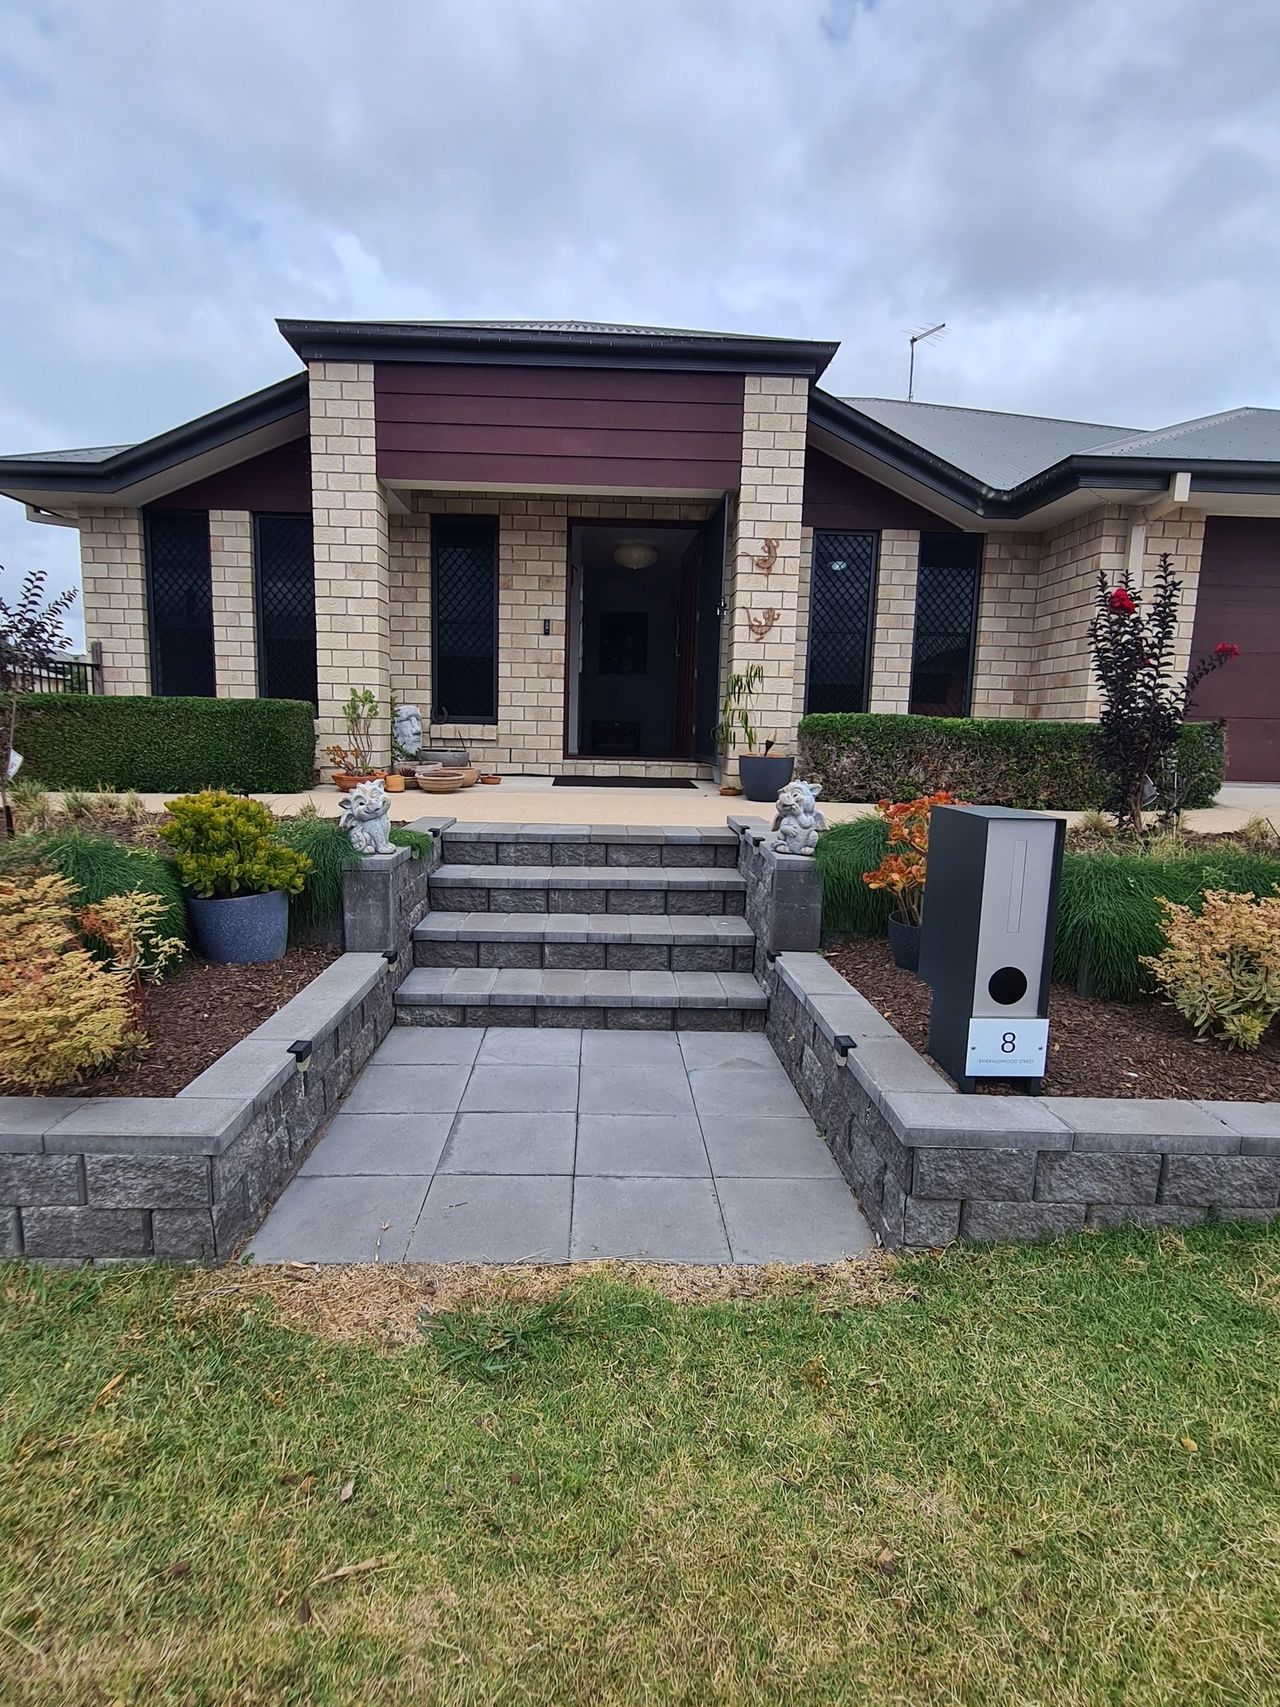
[250,1029,873,1265]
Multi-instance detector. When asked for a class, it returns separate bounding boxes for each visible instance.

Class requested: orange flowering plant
[862,791,959,925]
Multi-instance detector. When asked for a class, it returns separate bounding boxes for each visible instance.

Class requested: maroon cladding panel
[374,364,743,490]
[150,436,312,511]
[1190,516,1280,781]
[803,446,954,531]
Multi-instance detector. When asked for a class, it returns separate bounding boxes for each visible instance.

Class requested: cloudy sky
[2,0,1278,639]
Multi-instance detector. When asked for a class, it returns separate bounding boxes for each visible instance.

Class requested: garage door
[1189,517,1280,782]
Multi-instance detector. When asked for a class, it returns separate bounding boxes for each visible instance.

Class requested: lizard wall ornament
[746,607,780,641]
[740,537,779,576]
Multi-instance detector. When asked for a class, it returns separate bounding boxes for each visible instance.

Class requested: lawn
[3,1228,1280,1705]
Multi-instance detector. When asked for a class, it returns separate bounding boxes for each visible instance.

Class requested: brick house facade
[3,319,1278,781]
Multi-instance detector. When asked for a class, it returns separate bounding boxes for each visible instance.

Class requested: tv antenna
[907,322,946,401]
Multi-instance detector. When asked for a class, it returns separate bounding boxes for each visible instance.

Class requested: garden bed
[47,943,339,1099]
[826,936,1280,1101]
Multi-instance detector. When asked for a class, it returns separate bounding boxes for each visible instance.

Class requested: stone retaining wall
[767,952,1280,1249]
[0,822,442,1264]
[728,815,824,976]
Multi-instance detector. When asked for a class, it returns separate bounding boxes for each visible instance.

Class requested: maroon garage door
[1189,517,1280,782]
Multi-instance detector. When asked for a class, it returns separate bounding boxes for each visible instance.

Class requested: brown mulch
[179,1256,904,1347]
[826,936,1280,1102]
[56,944,339,1099]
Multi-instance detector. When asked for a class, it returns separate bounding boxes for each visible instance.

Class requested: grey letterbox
[919,805,1064,1093]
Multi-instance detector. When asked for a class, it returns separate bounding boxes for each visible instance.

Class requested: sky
[2,0,1278,644]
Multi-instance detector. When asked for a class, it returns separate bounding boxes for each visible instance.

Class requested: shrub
[160,792,311,899]
[0,871,137,1091]
[1089,555,1237,832]
[0,828,188,952]
[796,713,1224,811]
[862,792,957,926]
[812,814,892,937]
[1143,889,1280,1050]
[16,695,316,792]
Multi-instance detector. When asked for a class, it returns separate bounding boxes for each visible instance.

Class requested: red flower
[1214,642,1240,659]
[1108,587,1136,614]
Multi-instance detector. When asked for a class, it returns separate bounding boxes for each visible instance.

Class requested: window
[805,530,877,713]
[908,532,982,717]
[431,515,497,722]
[144,510,215,696]
[254,514,317,707]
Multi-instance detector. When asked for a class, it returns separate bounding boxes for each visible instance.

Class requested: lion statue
[770,779,826,857]
[339,778,394,857]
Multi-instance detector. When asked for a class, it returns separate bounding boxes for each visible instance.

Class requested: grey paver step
[429,864,747,916]
[413,908,757,971]
[394,967,768,1029]
[440,823,740,868]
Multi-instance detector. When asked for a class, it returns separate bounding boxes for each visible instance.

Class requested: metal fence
[14,641,103,695]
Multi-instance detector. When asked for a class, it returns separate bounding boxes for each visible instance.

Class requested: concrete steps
[429,864,747,916]
[413,912,756,971]
[439,822,740,869]
[395,966,767,1031]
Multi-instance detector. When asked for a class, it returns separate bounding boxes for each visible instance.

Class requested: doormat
[552,775,700,789]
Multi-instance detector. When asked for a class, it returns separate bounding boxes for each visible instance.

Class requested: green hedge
[797,713,1225,811]
[15,696,316,793]
[813,820,1280,1001]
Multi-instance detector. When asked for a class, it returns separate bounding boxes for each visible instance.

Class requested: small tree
[1088,553,1237,835]
[0,569,79,836]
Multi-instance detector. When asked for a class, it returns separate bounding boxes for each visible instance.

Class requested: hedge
[15,696,316,793]
[813,819,1280,1001]
[796,713,1225,811]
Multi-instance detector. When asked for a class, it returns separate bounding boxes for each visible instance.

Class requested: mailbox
[919,805,1065,1093]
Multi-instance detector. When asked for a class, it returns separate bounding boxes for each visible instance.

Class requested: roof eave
[0,373,308,495]
[277,319,839,377]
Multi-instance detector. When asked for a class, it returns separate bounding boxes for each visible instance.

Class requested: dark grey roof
[0,443,134,465]
[367,318,771,338]
[1089,407,1280,462]
[842,398,1143,488]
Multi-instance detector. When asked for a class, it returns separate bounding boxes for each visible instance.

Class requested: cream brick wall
[78,506,148,693]
[209,509,257,697]
[1028,504,1128,719]
[722,374,808,752]
[387,491,714,774]
[308,362,390,763]
[867,530,920,712]
[1144,509,1206,680]
[970,533,1039,718]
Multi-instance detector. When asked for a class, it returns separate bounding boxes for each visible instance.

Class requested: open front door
[693,498,728,762]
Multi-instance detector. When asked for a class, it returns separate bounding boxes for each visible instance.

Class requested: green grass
[3,1225,1280,1703]
[278,817,436,938]
[812,812,891,936]
[0,828,188,948]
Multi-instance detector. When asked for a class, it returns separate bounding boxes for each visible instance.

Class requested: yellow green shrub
[159,790,311,900]
[0,872,138,1091]
[1142,888,1280,1050]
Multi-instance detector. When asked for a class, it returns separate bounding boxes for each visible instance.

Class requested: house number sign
[965,1017,1049,1078]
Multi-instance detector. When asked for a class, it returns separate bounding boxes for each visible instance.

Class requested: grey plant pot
[887,916,922,974]
[188,890,290,966]
[739,754,795,802]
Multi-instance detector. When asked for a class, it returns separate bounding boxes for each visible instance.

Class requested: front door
[693,498,728,761]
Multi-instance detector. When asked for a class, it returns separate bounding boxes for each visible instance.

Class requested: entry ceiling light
[612,540,659,570]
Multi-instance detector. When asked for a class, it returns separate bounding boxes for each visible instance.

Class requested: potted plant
[325,688,386,791]
[713,664,795,802]
[160,791,312,965]
[862,791,957,971]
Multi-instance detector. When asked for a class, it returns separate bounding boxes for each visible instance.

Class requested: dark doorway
[568,524,704,759]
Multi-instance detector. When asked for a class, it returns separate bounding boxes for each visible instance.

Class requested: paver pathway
[251,1028,875,1264]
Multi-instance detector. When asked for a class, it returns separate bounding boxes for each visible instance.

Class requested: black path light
[919,805,1065,1094]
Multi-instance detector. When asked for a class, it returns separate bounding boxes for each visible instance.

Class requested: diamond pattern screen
[255,514,317,706]
[432,515,498,722]
[805,530,877,713]
[145,511,215,697]
[909,533,982,717]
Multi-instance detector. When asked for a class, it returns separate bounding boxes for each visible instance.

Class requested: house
[1,318,1277,781]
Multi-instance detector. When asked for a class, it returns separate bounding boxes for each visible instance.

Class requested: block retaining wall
[766,952,1280,1249]
[0,825,441,1264]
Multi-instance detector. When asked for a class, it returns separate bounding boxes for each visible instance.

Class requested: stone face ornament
[771,779,827,856]
[339,779,394,857]
[393,702,423,759]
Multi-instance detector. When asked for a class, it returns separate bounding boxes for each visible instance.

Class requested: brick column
[308,362,390,766]
[867,530,919,712]
[971,533,1039,719]
[78,506,149,693]
[209,510,257,697]
[1145,508,1206,680]
[723,374,809,752]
